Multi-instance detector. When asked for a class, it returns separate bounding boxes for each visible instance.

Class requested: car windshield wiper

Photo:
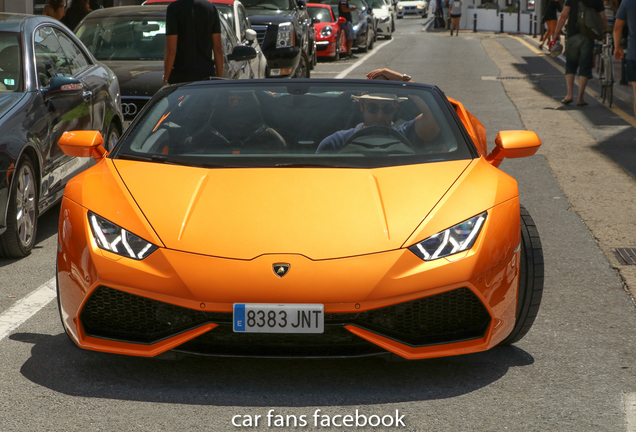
[117,152,190,166]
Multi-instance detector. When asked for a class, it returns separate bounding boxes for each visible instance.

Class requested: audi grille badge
[273,263,290,278]
[121,103,138,116]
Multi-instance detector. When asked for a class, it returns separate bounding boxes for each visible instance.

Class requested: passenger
[316,68,440,153]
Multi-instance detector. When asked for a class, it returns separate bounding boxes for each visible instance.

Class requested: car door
[236,2,266,78]
[34,25,93,202]
[219,16,249,79]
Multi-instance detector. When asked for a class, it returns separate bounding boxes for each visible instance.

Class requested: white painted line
[625,393,636,432]
[336,40,393,79]
[0,277,56,341]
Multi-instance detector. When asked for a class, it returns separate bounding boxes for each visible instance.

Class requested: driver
[316,69,440,153]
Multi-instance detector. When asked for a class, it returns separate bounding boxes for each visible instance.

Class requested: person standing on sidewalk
[339,0,359,59]
[449,0,462,36]
[553,0,607,106]
[614,0,636,118]
[539,0,562,49]
[163,0,224,85]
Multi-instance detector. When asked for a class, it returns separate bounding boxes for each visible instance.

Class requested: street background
[2,17,636,431]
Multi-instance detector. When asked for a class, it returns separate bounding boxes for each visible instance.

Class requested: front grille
[80,286,490,350]
[351,288,491,346]
[80,286,226,344]
[121,97,151,120]
[251,25,268,45]
[175,325,386,357]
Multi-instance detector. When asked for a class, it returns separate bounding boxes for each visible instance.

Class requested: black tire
[104,121,121,152]
[294,53,310,78]
[359,30,370,52]
[385,31,393,40]
[0,155,38,258]
[498,205,544,345]
[607,58,614,107]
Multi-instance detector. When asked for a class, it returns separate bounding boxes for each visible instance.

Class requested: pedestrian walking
[338,0,359,59]
[553,0,607,106]
[449,0,462,36]
[444,0,451,30]
[61,0,89,30]
[163,0,224,85]
[614,0,636,124]
[539,0,562,49]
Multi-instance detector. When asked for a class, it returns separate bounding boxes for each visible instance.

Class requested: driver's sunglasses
[366,103,396,115]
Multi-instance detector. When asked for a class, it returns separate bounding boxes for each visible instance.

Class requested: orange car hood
[113,159,472,260]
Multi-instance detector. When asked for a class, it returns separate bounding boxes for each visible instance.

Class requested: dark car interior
[123,84,470,164]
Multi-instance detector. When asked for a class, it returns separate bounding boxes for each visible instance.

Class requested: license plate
[233,304,324,333]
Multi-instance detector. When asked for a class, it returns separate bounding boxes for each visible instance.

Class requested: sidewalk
[522,34,635,109]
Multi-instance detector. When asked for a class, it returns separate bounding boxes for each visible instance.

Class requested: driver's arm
[410,95,440,142]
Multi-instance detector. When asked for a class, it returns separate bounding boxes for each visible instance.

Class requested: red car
[308,3,347,60]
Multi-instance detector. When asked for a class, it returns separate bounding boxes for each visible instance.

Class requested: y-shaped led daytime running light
[409,212,487,261]
[88,212,157,260]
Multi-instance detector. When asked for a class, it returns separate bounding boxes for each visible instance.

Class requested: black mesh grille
[80,286,214,344]
[80,286,490,350]
[351,288,491,345]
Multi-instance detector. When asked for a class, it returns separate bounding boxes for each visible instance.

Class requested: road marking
[0,277,56,341]
[512,35,636,129]
[625,393,636,432]
[336,40,393,79]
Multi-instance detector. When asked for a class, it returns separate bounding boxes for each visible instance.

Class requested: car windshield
[368,0,385,7]
[215,4,234,21]
[316,0,366,10]
[241,0,293,10]
[308,7,333,22]
[115,81,473,169]
[0,33,22,92]
[76,17,166,61]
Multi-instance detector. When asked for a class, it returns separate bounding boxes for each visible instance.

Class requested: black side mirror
[228,45,258,62]
[297,0,306,9]
[41,76,83,101]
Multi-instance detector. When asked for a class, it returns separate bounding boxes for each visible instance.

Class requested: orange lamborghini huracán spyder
[56,79,543,360]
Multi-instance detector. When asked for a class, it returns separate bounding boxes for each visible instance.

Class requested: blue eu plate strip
[234,304,245,332]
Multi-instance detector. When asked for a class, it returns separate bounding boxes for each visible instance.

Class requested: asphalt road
[1,18,636,431]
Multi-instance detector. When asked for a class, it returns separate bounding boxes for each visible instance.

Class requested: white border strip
[0,277,56,341]
[336,39,393,79]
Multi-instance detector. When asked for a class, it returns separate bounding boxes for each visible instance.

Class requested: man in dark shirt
[553,0,607,106]
[338,0,358,59]
[163,0,224,85]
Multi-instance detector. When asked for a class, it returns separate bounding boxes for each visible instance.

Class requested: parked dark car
[243,0,315,78]
[76,5,262,123]
[0,14,123,258]
[320,0,376,52]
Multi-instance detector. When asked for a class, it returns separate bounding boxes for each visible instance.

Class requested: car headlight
[321,25,333,37]
[88,211,158,260]
[416,4,424,8]
[277,22,294,48]
[353,23,361,31]
[408,212,487,261]
[397,5,403,9]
